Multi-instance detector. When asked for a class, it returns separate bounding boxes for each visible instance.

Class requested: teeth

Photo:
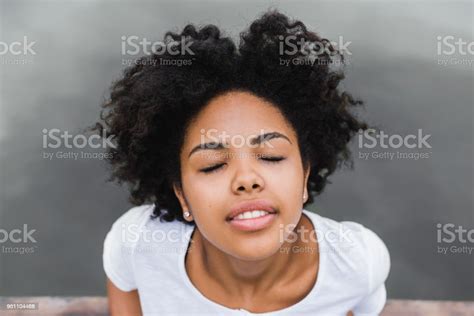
[234,210,269,220]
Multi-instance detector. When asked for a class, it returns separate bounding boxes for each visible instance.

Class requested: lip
[226,199,277,221]
[227,212,277,232]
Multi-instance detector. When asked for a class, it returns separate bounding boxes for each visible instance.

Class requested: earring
[183,211,191,218]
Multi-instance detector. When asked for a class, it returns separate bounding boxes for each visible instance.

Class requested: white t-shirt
[103,205,391,316]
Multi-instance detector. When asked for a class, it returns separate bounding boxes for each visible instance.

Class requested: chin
[228,241,282,261]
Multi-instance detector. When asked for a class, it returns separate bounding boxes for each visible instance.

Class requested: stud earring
[183,211,191,218]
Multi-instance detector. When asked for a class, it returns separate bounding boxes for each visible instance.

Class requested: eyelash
[200,156,286,174]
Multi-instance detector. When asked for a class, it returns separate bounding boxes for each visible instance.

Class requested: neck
[192,213,315,298]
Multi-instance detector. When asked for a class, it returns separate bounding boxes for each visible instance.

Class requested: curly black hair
[91,9,367,225]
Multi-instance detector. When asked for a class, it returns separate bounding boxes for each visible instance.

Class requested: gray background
[0,0,473,300]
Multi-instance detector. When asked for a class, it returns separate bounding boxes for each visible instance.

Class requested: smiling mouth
[228,210,275,220]
[226,199,277,221]
[226,210,278,232]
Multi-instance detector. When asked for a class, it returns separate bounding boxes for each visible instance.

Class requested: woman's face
[174,91,310,260]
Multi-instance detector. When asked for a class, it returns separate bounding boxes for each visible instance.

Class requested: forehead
[186,91,294,138]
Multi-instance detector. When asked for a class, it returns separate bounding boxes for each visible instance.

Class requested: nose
[231,161,265,195]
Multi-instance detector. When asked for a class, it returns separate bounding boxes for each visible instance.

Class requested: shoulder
[304,210,391,293]
[102,204,191,291]
[358,222,391,293]
[104,204,155,253]
[108,204,155,231]
[105,204,192,252]
[102,204,154,291]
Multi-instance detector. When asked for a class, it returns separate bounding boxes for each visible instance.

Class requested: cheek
[181,175,226,225]
[182,170,225,197]
[269,158,305,195]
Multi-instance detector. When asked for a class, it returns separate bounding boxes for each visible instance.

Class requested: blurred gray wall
[0,0,472,299]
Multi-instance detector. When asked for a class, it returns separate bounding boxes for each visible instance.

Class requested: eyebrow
[188,131,292,158]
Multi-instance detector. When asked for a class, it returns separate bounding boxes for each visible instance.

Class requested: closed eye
[199,156,286,174]
[261,156,285,163]
[200,163,225,174]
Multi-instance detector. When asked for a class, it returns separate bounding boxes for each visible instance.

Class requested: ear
[303,165,311,203]
[173,183,190,213]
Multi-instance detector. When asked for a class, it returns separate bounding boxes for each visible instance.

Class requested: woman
[97,9,391,315]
